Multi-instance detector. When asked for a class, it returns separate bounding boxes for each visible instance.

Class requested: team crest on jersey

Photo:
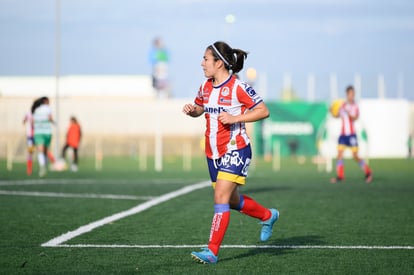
[218,87,232,106]
[221,87,230,96]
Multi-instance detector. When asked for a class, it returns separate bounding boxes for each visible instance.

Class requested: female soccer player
[23,99,56,176]
[183,41,279,264]
[330,86,372,183]
[32,97,54,177]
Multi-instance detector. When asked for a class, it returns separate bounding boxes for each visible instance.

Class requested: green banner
[254,102,328,156]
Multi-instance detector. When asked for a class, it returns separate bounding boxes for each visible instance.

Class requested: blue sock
[233,195,245,211]
[214,203,230,213]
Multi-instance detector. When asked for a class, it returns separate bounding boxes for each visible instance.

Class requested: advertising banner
[254,102,328,157]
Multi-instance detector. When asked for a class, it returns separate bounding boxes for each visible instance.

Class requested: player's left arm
[349,113,359,121]
[48,114,55,124]
[349,106,359,121]
[218,102,269,125]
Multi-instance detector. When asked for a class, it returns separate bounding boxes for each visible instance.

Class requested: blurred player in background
[62,116,82,171]
[183,41,279,264]
[331,86,372,184]
[32,97,54,177]
[23,107,35,175]
[23,99,56,175]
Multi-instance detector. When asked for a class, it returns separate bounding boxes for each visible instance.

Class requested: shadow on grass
[220,235,325,262]
[242,186,292,194]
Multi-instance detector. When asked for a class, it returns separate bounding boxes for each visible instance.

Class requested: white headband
[211,44,231,68]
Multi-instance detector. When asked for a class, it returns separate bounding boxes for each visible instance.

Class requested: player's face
[347,89,355,102]
[201,49,218,78]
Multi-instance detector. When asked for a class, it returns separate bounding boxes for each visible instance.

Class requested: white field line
[51,244,414,250]
[0,179,96,186]
[0,190,154,200]
[41,181,211,247]
[0,179,201,186]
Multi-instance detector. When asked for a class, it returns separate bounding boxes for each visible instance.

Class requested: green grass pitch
[0,157,413,274]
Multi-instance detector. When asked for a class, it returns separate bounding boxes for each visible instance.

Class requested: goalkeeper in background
[62,116,82,172]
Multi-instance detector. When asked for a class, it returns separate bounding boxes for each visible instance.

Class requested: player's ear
[215,59,224,69]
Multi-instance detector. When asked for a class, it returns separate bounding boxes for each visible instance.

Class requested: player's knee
[214,193,229,204]
[213,187,232,204]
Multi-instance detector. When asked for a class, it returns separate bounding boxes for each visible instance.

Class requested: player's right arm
[182,104,204,117]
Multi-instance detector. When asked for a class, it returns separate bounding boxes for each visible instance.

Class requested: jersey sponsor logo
[197,89,203,98]
[204,106,227,114]
[246,86,257,97]
[202,88,211,103]
[350,136,357,146]
[242,83,257,97]
[217,151,245,168]
[219,98,232,104]
[241,158,251,176]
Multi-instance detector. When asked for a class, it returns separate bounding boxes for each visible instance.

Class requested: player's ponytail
[208,41,248,74]
[231,48,248,74]
[31,96,49,114]
[31,98,42,114]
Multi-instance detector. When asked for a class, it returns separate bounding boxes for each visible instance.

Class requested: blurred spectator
[408,134,412,159]
[62,116,82,172]
[288,138,299,158]
[149,37,170,98]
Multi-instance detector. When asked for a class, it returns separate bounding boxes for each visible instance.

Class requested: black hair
[346,85,354,93]
[207,41,248,74]
[31,96,49,114]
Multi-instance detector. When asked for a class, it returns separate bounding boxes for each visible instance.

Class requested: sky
[0,0,413,100]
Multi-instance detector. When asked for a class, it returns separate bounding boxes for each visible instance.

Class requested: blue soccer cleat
[260,208,279,242]
[191,247,218,264]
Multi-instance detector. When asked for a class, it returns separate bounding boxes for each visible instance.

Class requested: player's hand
[182,104,195,115]
[339,108,347,117]
[218,111,235,125]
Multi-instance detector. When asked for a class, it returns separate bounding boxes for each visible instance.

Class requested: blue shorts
[27,137,35,147]
[338,134,358,151]
[207,144,252,186]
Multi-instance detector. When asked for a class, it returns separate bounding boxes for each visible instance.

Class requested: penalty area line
[41,181,210,247]
[51,244,414,250]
